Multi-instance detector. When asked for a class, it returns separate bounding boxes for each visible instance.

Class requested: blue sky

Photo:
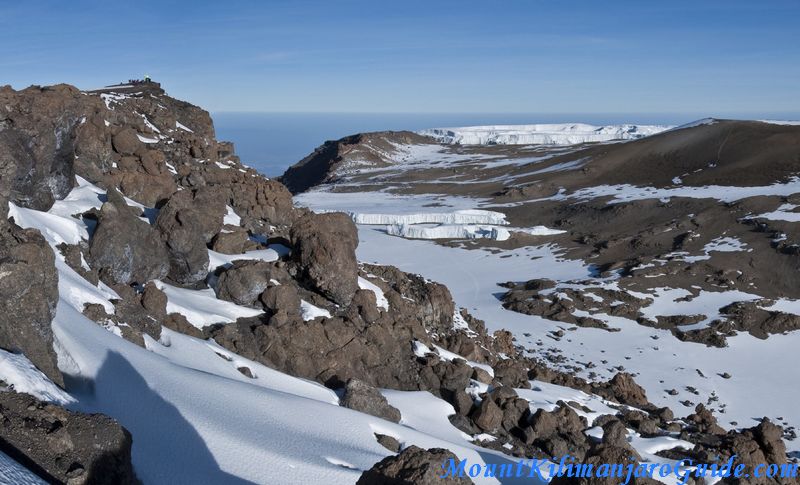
[1,0,798,115]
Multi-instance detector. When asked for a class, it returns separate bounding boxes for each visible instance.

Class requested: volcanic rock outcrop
[89,189,170,286]
[356,445,473,485]
[290,211,359,305]
[0,131,62,386]
[0,390,137,484]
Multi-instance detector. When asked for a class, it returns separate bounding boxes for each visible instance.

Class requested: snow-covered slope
[2,170,710,484]
[419,123,672,145]
[6,179,542,484]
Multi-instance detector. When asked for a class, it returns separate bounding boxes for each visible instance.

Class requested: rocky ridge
[0,84,797,483]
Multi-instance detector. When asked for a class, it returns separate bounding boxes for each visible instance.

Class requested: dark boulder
[228,178,296,231]
[375,434,402,453]
[163,313,204,339]
[341,379,401,423]
[156,187,225,285]
[605,372,649,407]
[140,281,168,317]
[290,211,359,305]
[211,310,429,391]
[471,396,503,432]
[214,260,281,307]
[111,127,143,156]
[89,190,170,285]
[211,228,259,254]
[260,284,301,315]
[346,288,381,324]
[357,445,473,485]
[527,403,590,458]
[0,390,137,484]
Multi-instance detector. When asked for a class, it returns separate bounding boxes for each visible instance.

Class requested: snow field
[3,181,559,484]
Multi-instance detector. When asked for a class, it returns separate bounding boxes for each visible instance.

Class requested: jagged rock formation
[0,222,61,387]
[0,128,62,386]
[0,391,137,484]
[0,85,84,210]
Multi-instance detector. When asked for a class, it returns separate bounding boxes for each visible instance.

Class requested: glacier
[351,209,508,226]
[419,123,672,145]
[386,223,511,241]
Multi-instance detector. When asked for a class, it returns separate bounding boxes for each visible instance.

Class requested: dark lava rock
[0,223,62,387]
[500,283,646,332]
[471,396,503,432]
[550,444,660,485]
[0,134,17,221]
[356,445,473,485]
[111,127,142,156]
[0,390,137,484]
[696,418,795,485]
[156,187,225,285]
[57,242,99,285]
[211,310,426,391]
[527,403,590,458]
[211,227,259,254]
[89,190,170,285]
[82,296,162,349]
[720,300,800,340]
[375,434,401,453]
[0,85,89,211]
[163,313,204,339]
[346,289,381,324]
[214,260,277,307]
[140,281,168,318]
[604,372,650,407]
[227,178,296,231]
[601,419,632,448]
[290,211,359,305]
[361,263,456,337]
[493,359,532,389]
[685,403,726,435]
[341,378,401,423]
[211,261,489,398]
[260,284,301,315]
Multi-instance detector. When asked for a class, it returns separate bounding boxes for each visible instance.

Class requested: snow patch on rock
[300,300,332,321]
[154,280,263,328]
[358,277,389,310]
[0,349,74,405]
